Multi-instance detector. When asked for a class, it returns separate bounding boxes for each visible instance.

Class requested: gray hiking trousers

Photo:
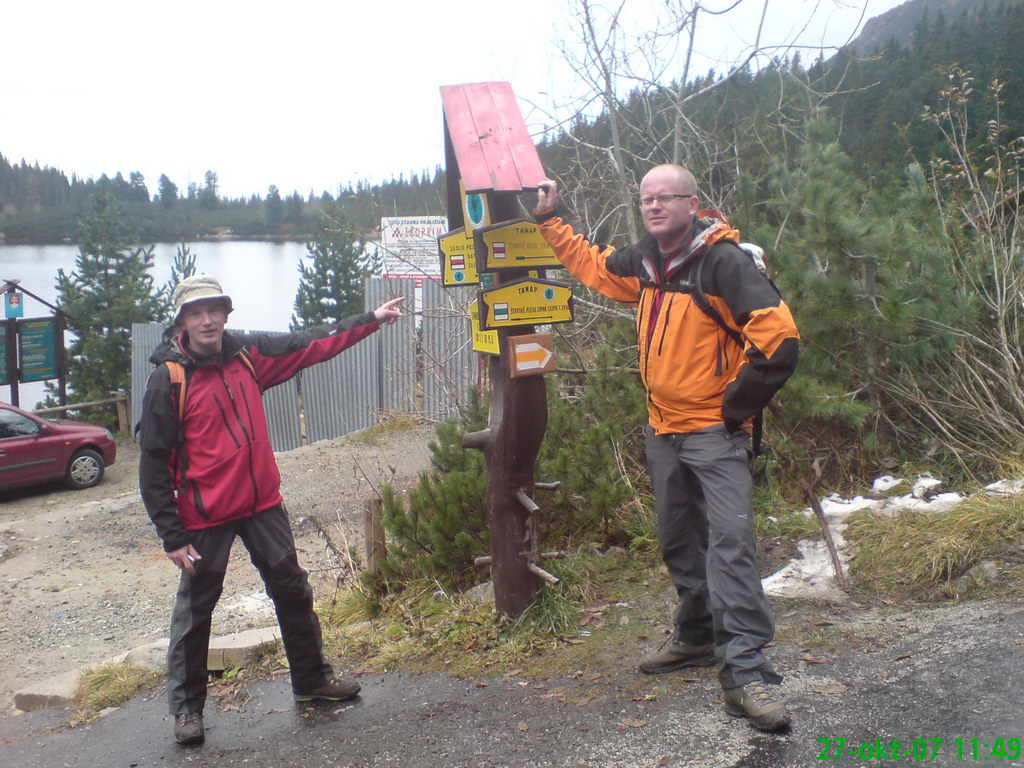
[166,504,334,714]
[645,423,780,689]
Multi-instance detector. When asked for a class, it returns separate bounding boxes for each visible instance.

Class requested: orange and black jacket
[537,210,799,435]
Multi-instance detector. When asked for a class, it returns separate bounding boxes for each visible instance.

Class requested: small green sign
[18,317,58,382]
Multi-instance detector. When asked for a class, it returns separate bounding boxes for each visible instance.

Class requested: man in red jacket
[139,275,403,746]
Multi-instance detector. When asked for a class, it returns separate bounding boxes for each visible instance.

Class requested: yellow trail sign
[469,299,500,355]
[438,227,480,286]
[478,277,574,330]
[477,219,562,271]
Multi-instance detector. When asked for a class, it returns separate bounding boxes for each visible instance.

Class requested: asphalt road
[2,598,1022,767]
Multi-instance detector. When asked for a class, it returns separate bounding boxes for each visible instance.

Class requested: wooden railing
[34,392,130,433]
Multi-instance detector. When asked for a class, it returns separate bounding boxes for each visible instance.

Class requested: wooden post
[5,317,18,407]
[363,497,387,579]
[56,312,68,407]
[112,391,129,434]
[440,82,556,618]
[481,193,547,617]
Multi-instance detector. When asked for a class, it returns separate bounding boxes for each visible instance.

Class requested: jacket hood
[149,328,245,368]
[633,213,740,284]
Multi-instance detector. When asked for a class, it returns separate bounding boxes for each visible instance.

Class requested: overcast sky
[2,0,907,200]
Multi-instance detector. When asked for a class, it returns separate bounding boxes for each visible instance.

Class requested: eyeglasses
[639,193,695,208]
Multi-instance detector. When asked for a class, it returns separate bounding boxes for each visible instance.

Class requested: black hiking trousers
[166,504,334,715]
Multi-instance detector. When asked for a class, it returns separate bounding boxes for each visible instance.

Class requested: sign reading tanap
[478,277,574,330]
[379,216,448,278]
[476,219,562,270]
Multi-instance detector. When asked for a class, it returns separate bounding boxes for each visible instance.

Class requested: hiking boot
[294,677,361,702]
[173,713,205,745]
[639,634,714,674]
[723,681,791,731]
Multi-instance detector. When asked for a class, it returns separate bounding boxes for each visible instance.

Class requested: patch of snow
[875,491,964,516]
[872,475,904,493]
[984,478,1024,497]
[762,539,849,601]
[911,474,942,499]
[764,475,966,599]
[818,494,882,521]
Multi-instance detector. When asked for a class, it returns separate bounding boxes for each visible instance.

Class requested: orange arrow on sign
[513,342,552,370]
[508,332,555,378]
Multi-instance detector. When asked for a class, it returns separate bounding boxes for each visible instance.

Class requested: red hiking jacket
[139,314,379,551]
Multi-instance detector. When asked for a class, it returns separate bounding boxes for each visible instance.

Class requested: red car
[0,402,117,491]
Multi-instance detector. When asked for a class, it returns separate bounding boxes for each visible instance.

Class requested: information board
[379,216,447,279]
[18,317,58,382]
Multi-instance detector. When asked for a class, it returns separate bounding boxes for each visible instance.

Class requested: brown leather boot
[639,632,714,674]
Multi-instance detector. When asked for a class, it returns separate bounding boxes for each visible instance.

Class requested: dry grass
[754,506,819,541]
[317,552,656,678]
[846,493,1024,598]
[71,662,162,723]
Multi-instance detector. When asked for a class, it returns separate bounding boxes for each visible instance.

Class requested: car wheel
[64,448,105,490]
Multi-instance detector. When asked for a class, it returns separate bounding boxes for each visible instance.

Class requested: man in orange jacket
[534,165,799,731]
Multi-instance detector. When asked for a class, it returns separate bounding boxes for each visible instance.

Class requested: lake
[0,240,311,407]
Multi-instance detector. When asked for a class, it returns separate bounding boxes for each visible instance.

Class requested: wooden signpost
[438,81,573,618]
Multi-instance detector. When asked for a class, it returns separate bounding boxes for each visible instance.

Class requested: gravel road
[0,423,435,714]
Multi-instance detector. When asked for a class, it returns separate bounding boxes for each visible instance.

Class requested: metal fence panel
[366,278,417,414]
[303,338,380,443]
[131,323,166,427]
[421,281,474,421]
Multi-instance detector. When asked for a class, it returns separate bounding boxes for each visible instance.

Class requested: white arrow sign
[513,341,553,370]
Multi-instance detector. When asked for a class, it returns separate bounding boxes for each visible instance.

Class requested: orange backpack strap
[164,361,188,422]
[161,351,257,425]
[236,348,260,391]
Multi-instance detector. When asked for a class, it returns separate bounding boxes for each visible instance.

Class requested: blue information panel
[18,317,58,382]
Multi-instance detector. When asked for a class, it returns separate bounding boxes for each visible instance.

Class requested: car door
[0,408,63,487]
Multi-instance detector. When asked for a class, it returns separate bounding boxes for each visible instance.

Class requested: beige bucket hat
[171,275,234,323]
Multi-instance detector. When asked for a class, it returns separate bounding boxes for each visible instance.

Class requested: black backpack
[689,242,781,458]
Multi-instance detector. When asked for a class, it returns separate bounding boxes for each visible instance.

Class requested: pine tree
[265,185,284,231]
[158,174,178,207]
[379,389,489,582]
[54,194,163,423]
[199,171,218,209]
[290,202,369,329]
[158,243,198,323]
